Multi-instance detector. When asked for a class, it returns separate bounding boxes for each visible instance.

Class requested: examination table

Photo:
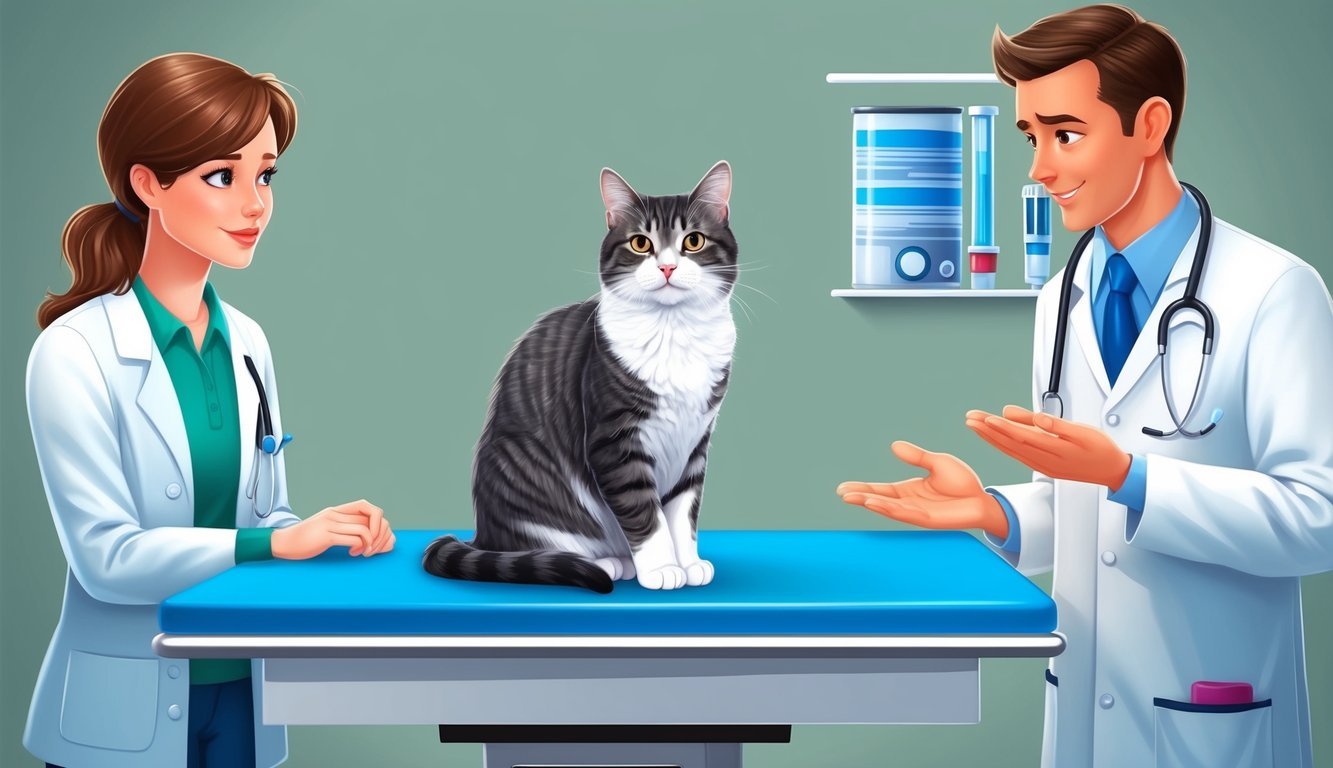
[156,529,1062,767]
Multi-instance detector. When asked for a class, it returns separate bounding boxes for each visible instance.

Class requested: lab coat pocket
[1153,697,1272,768]
[59,650,159,751]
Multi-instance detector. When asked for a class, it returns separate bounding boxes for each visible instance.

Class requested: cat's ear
[689,161,732,223]
[601,168,643,229]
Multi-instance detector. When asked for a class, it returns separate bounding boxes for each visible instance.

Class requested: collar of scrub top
[132,275,232,356]
[1088,189,1201,332]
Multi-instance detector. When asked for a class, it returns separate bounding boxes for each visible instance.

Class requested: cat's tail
[422,535,615,594]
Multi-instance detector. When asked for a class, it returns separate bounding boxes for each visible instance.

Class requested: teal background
[2,0,1330,765]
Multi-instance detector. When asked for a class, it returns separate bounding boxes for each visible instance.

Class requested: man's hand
[271,499,396,560]
[837,441,1010,540]
[966,405,1132,489]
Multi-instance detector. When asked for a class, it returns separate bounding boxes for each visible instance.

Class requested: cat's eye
[683,232,707,252]
[629,235,653,254]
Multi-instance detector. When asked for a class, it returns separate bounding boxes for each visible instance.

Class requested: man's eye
[1056,130,1085,146]
[1024,134,1036,149]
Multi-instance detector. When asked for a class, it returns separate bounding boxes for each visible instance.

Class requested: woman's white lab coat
[23,289,300,768]
[989,217,1333,767]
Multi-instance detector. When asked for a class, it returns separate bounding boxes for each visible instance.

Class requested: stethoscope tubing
[243,354,288,517]
[1042,183,1217,438]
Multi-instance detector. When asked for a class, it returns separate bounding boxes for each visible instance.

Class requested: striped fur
[423,162,738,592]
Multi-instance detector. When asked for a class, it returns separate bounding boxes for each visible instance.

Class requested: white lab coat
[23,289,300,768]
[988,216,1333,767]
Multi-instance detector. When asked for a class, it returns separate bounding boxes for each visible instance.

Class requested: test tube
[968,106,999,289]
[1023,184,1052,287]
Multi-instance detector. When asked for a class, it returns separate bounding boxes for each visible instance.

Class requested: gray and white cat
[423,161,738,593]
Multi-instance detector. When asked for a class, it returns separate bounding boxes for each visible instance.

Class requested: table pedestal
[442,725,790,768]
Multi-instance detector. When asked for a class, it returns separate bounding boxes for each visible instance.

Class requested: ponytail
[37,201,145,329]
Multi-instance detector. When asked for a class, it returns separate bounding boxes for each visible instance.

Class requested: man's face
[1014,59,1148,232]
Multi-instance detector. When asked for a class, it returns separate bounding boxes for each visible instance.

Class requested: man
[838,5,1333,766]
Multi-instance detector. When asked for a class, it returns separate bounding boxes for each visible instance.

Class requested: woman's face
[138,117,279,269]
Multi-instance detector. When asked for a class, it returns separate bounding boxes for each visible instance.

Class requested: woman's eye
[259,167,278,186]
[202,168,234,188]
[1024,134,1036,149]
[629,235,653,254]
[683,232,707,252]
[1056,130,1085,146]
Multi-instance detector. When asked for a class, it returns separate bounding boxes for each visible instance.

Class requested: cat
[423,161,738,593]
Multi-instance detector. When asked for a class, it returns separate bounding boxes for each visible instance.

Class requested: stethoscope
[243,355,292,517]
[1041,182,1222,439]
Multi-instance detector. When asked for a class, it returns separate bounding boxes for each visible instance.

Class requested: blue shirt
[1089,190,1199,345]
[988,190,1200,553]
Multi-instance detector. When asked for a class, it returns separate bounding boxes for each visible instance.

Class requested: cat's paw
[681,559,714,586]
[637,565,688,590]
[594,557,637,581]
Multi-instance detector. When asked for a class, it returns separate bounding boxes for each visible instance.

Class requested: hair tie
[114,198,141,224]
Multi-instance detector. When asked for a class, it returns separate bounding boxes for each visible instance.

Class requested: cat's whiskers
[730,280,777,305]
[728,291,757,325]
[696,266,776,309]
[708,260,768,271]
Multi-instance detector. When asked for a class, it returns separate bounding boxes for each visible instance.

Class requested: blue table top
[159,529,1055,636]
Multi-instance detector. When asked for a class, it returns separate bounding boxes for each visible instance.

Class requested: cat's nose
[660,265,676,281]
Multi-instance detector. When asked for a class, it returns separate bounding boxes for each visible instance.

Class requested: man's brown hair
[992,4,1186,161]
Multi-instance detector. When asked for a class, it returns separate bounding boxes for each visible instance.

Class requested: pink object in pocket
[1191,681,1253,705]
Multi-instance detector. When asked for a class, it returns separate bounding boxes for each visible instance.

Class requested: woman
[24,53,395,768]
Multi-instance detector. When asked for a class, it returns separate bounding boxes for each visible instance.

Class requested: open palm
[837,441,1004,536]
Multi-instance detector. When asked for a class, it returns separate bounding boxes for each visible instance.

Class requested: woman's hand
[837,441,1009,540]
[271,499,396,560]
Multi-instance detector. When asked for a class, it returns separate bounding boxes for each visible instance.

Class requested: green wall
[2,0,1330,765]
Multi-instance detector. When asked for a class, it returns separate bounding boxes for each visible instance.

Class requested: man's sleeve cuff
[235,527,275,564]
[983,488,1022,553]
[1108,454,1148,540]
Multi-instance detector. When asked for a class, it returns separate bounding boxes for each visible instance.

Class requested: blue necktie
[1101,253,1139,386]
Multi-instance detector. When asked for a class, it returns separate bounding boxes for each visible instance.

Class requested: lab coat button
[1099,694,1115,709]
[1101,551,1117,566]
[168,665,181,679]
[166,483,182,499]
[1106,413,1121,426]
[168,704,182,720]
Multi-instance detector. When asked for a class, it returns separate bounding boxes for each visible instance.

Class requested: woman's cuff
[235,527,275,563]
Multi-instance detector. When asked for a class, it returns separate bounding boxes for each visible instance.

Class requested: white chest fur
[597,292,736,493]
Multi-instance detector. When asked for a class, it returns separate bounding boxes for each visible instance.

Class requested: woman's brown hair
[992,4,1186,161]
[37,53,298,329]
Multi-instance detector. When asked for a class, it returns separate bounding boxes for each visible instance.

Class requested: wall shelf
[826,73,1001,85]
[832,288,1039,298]
[830,72,1024,301]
